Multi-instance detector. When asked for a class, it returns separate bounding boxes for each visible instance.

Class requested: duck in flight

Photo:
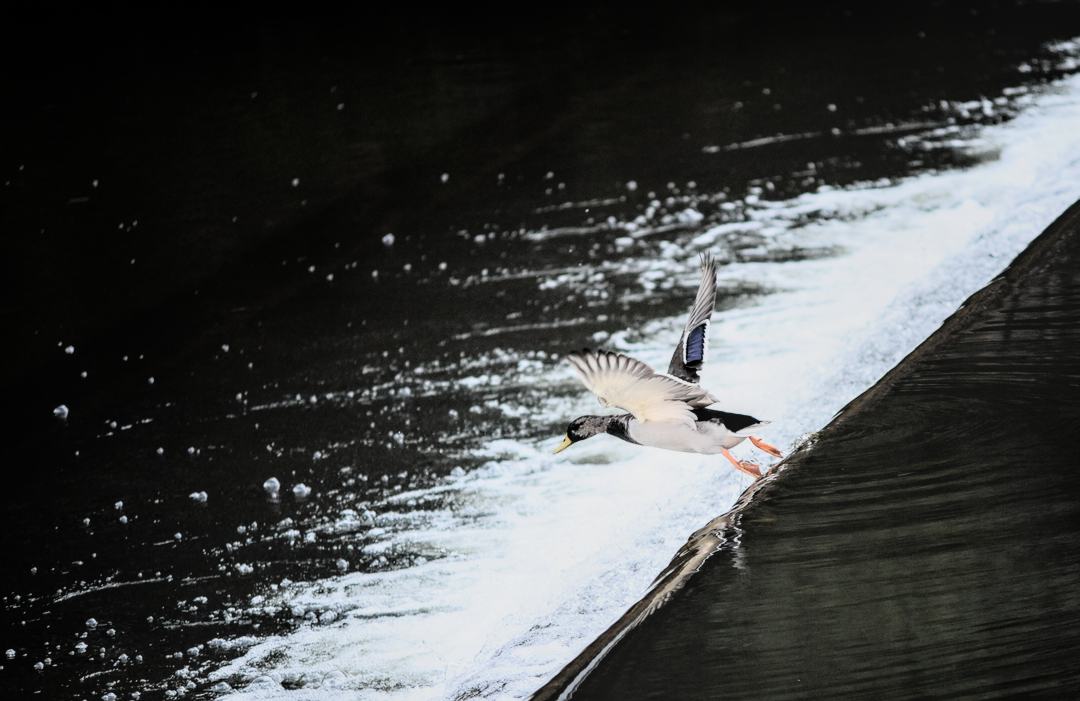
[554,253,783,479]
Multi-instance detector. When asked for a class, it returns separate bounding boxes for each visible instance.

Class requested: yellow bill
[553,435,573,454]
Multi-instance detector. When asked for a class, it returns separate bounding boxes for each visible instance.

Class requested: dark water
[3,3,1080,700]
[557,203,1080,699]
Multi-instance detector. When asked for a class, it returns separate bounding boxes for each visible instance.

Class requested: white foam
[212,69,1080,700]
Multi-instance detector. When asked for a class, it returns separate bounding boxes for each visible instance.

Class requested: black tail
[692,407,762,433]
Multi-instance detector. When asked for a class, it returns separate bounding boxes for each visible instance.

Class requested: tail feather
[733,420,769,437]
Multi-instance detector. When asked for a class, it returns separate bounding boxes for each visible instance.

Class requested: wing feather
[668,253,718,384]
[567,349,716,427]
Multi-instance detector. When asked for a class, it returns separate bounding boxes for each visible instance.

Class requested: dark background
[5,0,1070,400]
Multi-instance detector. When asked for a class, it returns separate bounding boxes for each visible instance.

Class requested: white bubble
[263,477,281,495]
[53,404,69,420]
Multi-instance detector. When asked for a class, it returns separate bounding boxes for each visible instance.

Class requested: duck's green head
[553,415,609,454]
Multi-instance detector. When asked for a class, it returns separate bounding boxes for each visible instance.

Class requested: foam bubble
[262,478,281,496]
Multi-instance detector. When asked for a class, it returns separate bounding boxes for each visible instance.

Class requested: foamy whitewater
[211,51,1080,700]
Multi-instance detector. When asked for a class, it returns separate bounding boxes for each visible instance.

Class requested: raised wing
[667,252,718,384]
[567,349,715,426]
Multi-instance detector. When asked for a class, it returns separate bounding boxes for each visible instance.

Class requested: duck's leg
[749,436,783,458]
[722,448,762,479]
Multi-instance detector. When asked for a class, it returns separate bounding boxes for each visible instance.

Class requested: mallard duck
[554,253,782,479]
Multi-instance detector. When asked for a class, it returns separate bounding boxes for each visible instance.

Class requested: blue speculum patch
[686,324,707,364]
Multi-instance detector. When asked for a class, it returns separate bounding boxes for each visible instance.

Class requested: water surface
[564,193,1080,701]
[3,6,1080,700]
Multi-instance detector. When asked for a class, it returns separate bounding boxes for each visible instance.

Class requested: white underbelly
[627,420,747,454]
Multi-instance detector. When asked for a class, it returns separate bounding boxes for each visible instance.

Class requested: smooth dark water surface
[557,202,1080,699]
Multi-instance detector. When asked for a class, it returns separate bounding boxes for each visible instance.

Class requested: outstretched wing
[566,349,715,427]
[667,252,718,384]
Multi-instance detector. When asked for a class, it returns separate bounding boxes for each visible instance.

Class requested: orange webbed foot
[723,448,763,480]
[750,436,783,458]
[737,460,763,480]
